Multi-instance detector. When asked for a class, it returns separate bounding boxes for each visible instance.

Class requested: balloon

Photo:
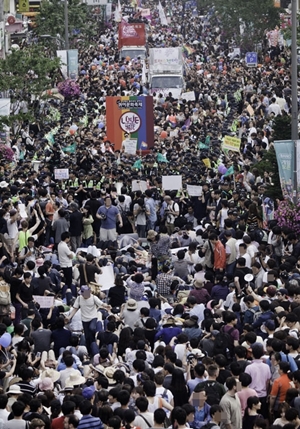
[218,164,227,175]
[120,66,125,71]
[80,70,86,75]
[69,129,75,135]
[160,131,168,139]
[126,56,131,61]
[0,333,11,348]
[98,122,105,129]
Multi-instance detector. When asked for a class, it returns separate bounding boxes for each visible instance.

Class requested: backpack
[213,326,235,359]
[195,380,222,406]
[0,280,11,305]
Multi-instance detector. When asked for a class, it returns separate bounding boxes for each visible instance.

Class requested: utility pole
[64,0,69,50]
[291,0,299,200]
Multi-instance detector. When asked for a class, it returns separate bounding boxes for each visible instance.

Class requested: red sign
[118,22,146,49]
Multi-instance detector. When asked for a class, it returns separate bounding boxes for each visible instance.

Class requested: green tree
[35,0,98,48]
[0,46,61,131]
[211,0,280,50]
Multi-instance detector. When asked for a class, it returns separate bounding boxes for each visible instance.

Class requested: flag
[183,44,195,56]
[158,1,168,25]
[198,141,208,150]
[132,159,142,169]
[157,153,169,163]
[141,60,147,84]
[115,0,122,22]
[224,166,234,177]
[62,143,77,154]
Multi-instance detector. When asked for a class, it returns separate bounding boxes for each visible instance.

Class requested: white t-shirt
[58,241,73,268]
[7,218,18,239]
[73,294,103,322]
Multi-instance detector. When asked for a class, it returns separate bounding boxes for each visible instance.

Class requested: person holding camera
[96,196,123,243]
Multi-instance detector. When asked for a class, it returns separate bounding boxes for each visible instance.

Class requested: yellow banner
[19,0,29,12]
[203,158,211,168]
[223,136,240,152]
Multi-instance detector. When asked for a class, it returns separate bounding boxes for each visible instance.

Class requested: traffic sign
[86,0,107,5]
[245,52,258,67]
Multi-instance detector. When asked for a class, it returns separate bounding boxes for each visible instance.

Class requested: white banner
[162,175,182,191]
[186,184,202,196]
[33,296,54,308]
[124,139,137,155]
[132,180,147,192]
[56,50,68,79]
[181,91,195,101]
[0,99,11,117]
[54,168,69,180]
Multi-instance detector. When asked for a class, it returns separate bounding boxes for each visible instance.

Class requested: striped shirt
[77,415,104,429]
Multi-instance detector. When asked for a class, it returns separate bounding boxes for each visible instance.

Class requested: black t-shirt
[19,283,33,303]
[108,285,126,307]
[97,331,118,347]
[9,277,22,303]
[234,266,252,289]
[79,263,101,286]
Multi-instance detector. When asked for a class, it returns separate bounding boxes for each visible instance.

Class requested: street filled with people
[0,2,298,429]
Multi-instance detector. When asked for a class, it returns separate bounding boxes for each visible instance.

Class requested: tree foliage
[35,0,98,48]
[0,46,61,128]
[210,0,280,50]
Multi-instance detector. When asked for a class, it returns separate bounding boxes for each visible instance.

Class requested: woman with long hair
[169,368,190,407]
[117,326,133,357]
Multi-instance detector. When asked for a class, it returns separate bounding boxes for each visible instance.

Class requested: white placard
[0,99,11,117]
[186,184,202,196]
[32,161,41,172]
[116,182,123,194]
[181,91,195,101]
[95,265,115,291]
[54,168,69,180]
[56,50,68,79]
[132,180,147,192]
[170,130,178,138]
[19,203,28,219]
[33,296,54,308]
[162,175,182,191]
[124,139,137,155]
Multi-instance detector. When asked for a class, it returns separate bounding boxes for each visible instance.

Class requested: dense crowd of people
[0,2,299,429]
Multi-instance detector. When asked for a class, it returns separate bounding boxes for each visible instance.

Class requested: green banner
[274,140,294,200]
[67,49,79,79]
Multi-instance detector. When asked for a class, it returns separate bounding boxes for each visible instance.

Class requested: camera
[99,213,107,220]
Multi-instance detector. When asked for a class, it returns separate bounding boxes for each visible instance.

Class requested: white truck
[148,47,185,99]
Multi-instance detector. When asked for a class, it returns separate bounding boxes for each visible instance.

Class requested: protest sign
[132,180,147,192]
[54,169,69,180]
[33,296,54,308]
[162,175,182,191]
[187,185,202,196]
[222,136,240,152]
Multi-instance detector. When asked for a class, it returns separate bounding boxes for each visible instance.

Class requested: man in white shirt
[239,243,251,268]
[67,285,109,354]
[268,98,281,116]
[58,231,74,291]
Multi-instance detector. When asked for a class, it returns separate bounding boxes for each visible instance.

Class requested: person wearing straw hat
[6,385,21,412]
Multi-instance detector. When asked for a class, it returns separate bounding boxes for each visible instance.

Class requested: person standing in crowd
[96,197,122,243]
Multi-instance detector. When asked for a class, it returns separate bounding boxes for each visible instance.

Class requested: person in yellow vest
[18,208,42,251]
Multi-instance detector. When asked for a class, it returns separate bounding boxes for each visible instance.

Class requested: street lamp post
[291,0,298,201]
[64,0,69,50]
